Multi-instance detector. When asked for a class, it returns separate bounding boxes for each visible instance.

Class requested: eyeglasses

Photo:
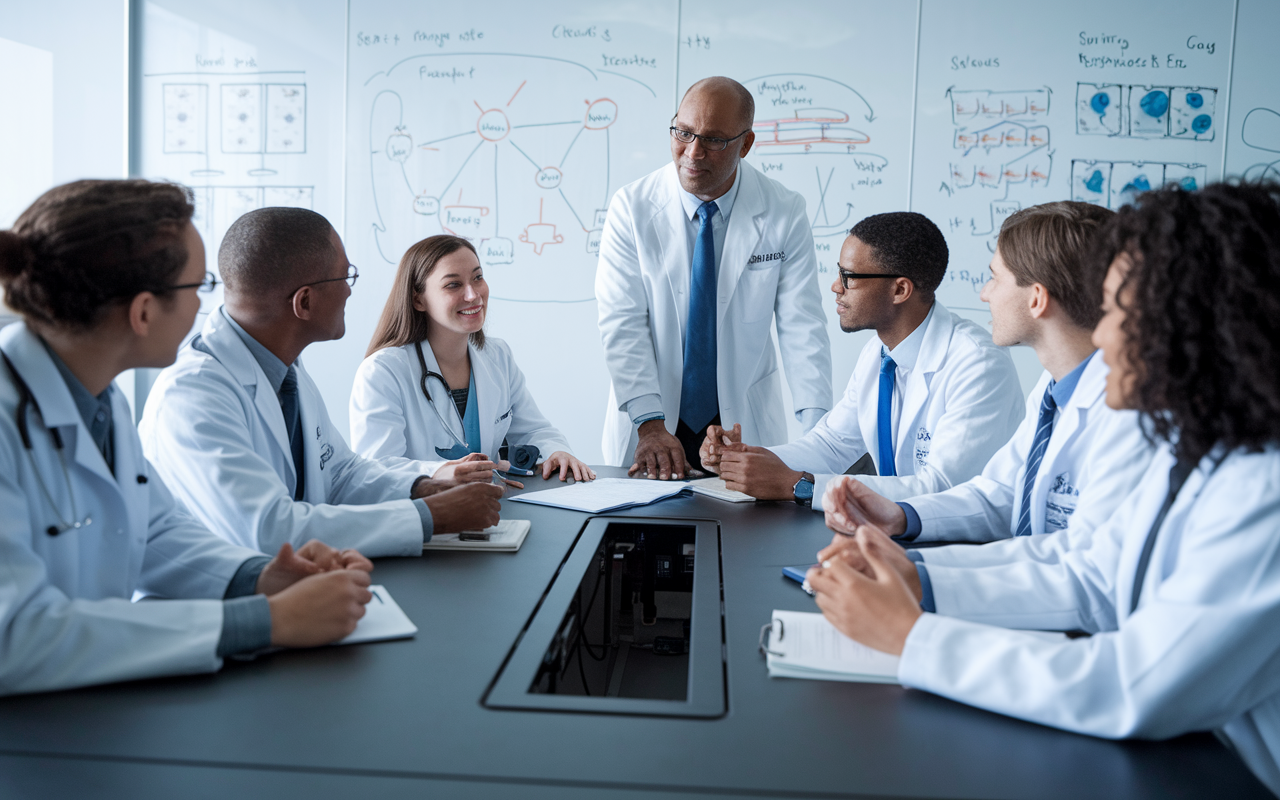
[836,267,907,289]
[161,271,220,294]
[287,264,359,298]
[669,126,751,152]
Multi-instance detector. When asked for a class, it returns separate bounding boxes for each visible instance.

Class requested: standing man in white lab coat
[140,208,503,559]
[596,76,832,477]
[703,212,1024,506]
[821,202,1152,589]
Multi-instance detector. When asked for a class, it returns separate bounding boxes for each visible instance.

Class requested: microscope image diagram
[363,53,666,301]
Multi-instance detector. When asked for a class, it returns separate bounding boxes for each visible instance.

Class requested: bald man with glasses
[596,76,832,478]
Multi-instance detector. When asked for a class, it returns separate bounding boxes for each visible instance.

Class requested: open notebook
[334,585,417,645]
[761,610,900,684]
[423,518,531,552]
[685,477,756,503]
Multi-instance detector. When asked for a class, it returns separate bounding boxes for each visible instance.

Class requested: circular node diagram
[363,54,659,302]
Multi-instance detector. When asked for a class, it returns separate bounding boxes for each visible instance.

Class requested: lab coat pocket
[737,264,780,323]
[494,407,513,446]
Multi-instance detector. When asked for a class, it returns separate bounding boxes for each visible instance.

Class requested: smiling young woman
[352,234,594,485]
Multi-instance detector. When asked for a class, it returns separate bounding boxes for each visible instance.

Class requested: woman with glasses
[0,180,377,695]
[351,235,594,484]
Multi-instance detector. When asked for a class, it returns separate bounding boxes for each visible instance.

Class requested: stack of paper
[334,585,418,645]
[424,519,531,552]
[509,477,686,513]
[763,610,899,684]
[686,477,756,503]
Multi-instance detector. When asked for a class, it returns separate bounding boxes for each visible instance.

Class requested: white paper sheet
[509,478,686,513]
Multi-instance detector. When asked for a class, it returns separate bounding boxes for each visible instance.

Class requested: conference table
[0,468,1269,799]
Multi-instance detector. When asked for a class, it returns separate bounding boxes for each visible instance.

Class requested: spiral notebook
[760,610,900,684]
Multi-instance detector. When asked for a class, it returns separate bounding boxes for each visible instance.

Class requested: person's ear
[412,290,428,313]
[1028,283,1051,320]
[739,130,756,158]
[127,292,156,337]
[891,277,915,305]
[291,287,312,321]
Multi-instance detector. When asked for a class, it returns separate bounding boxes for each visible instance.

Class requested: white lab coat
[0,323,262,696]
[771,303,1024,505]
[349,337,571,475]
[139,309,425,558]
[900,444,1280,796]
[596,161,832,466]
[909,351,1155,564]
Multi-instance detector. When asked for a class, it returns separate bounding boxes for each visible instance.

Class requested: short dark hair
[0,179,194,330]
[1098,180,1280,464]
[219,207,336,296]
[998,201,1115,329]
[849,212,949,297]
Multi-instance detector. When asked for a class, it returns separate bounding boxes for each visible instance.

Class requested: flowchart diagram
[359,52,667,301]
[1070,159,1206,209]
[1076,83,1217,140]
[741,74,887,242]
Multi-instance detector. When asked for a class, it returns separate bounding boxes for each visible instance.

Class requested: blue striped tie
[877,353,897,477]
[679,201,719,432]
[1014,385,1058,536]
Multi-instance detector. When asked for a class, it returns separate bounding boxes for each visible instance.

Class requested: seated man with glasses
[700,212,1024,507]
[140,207,504,558]
[596,76,832,479]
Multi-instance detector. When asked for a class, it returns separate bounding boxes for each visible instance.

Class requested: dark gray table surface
[0,469,1269,799]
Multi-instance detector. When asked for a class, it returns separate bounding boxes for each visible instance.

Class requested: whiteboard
[137,0,1277,465]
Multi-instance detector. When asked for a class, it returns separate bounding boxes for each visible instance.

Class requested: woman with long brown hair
[351,235,593,483]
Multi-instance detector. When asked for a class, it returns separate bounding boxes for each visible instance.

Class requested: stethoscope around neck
[2,352,93,536]
[414,340,472,460]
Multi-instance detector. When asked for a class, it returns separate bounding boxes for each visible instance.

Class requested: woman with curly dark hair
[805,181,1280,795]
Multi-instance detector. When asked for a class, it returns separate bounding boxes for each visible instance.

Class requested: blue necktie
[679,201,719,432]
[877,353,897,477]
[1014,385,1058,536]
[280,366,306,501]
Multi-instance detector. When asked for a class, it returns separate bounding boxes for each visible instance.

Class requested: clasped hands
[804,476,925,656]
[255,540,375,648]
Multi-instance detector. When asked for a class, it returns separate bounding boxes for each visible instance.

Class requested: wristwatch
[792,472,815,507]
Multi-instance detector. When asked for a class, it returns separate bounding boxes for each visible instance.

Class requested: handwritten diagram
[1076,83,1217,140]
[742,74,886,244]
[162,81,307,176]
[1241,107,1280,181]
[360,52,665,301]
[1071,159,1206,209]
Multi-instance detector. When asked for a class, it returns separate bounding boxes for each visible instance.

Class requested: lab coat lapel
[200,310,295,487]
[897,304,952,454]
[1031,351,1106,512]
[1,324,118,489]
[419,341,468,447]
[653,166,691,339]
[717,165,766,335]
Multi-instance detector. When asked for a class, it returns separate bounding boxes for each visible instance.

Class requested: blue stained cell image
[1192,114,1213,134]
[1090,92,1110,116]
[1122,175,1152,194]
[1140,90,1170,119]
[1179,176,1199,191]
[1186,92,1204,109]
[1084,170,1105,193]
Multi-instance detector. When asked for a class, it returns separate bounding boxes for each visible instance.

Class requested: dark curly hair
[0,179,194,330]
[1098,180,1280,464]
[849,212,949,297]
